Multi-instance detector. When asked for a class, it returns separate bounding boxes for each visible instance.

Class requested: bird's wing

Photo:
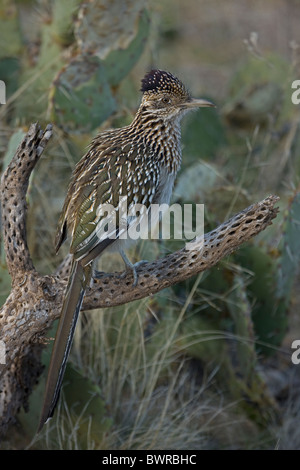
[58,142,160,263]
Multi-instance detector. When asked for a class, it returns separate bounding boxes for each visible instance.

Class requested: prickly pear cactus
[0,2,23,59]
[226,273,278,425]
[2,0,149,132]
[223,53,296,130]
[49,57,117,133]
[75,0,147,59]
[49,2,149,132]
[277,192,300,301]
[102,10,150,87]
[18,361,112,448]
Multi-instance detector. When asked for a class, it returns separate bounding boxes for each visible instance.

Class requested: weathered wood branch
[0,123,279,437]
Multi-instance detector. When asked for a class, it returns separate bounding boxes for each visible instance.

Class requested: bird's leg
[88,259,105,281]
[119,248,148,286]
[91,252,147,286]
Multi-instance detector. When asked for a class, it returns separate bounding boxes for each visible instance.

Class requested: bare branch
[1,123,53,282]
[82,195,279,308]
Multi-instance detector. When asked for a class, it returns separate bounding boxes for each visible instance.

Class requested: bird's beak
[185,98,216,108]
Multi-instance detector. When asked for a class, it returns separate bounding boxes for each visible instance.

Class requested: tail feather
[37,260,90,432]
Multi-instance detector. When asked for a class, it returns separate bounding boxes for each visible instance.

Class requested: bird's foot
[120,259,148,287]
[93,261,148,287]
[93,269,105,280]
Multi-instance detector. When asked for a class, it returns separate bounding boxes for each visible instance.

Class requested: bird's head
[140,69,215,120]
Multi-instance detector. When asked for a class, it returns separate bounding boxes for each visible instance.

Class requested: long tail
[37,259,91,432]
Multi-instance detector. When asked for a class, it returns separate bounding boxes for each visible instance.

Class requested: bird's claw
[121,259,148,286]
[93,269,105,279]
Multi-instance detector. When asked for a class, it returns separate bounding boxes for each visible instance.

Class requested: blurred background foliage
[1,0,300,450]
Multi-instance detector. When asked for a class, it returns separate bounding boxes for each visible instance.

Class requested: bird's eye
[161,97,171,104]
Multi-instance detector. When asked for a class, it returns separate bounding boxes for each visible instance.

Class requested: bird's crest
[141,69,189,98]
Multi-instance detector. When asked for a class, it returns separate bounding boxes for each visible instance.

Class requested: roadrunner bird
[38,69,214,431]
